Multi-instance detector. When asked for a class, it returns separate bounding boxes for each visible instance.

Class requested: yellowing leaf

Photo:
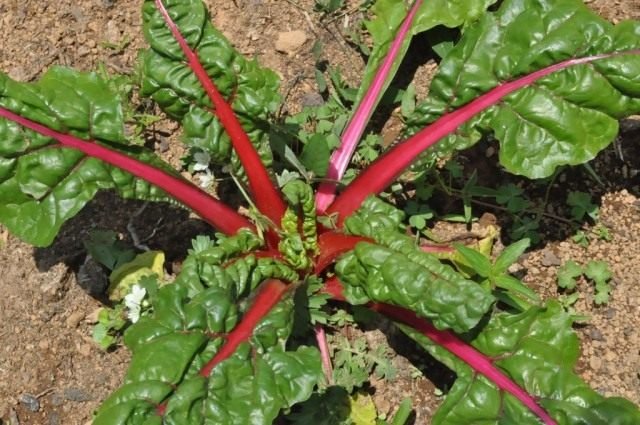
[433,224,498,277]
[349,392,378,425]
[108,251,164,301]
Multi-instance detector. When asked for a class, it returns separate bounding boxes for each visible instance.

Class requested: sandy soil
[0,0,639,423]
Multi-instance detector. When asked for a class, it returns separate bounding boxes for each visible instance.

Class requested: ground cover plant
[1,0,640,423]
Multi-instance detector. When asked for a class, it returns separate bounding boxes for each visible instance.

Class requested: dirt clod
[275,30,308,54]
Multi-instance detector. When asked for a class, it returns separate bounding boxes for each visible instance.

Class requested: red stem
[326,50,640,224]
[155,0,287,243]
[0,106,254,236]
[314,232,371,274]
[420,243,454,253]
[322,277,557,425]
[315,0,424,213]
[314,325,334,385]
[199,279,288,377]
[156,278,288,416]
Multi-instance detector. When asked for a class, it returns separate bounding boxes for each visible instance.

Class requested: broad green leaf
[356,0,496,110]
[94,233,322,425]
[336,236,494,333]
[141,0,280,177]
[341,197,494,332]
[300,134,331,177]
[407,0,640,178]
[400,302,640,424]
[343,196,406,236]
[0,67,171,246]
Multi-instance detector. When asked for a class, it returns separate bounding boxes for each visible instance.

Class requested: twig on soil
[469,198,575,225]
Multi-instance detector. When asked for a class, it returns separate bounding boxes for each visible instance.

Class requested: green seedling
[455,238,539,310]
[567,191,599,221]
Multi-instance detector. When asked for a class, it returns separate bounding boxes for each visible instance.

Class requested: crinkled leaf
[356,0,495,108]
[94,233,322,424]
[336,233,494,333]
[407,0,640,178]
[141,0,280,176]
[0,67,172,246]
[343,196,406,236]
[399,302,640,424]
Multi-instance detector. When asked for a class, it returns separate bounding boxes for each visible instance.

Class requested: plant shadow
[33,190,214,297]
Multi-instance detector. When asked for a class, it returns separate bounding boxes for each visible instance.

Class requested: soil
[1,0,639,424]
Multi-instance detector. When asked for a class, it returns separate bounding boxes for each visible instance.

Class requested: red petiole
[0,106,254,236]
[155,0,287,245]
[326,50,640,224]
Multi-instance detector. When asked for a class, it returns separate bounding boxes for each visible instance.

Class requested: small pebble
[65,311,85,328]
[19,393,39,412]
[48,412,60,425]
[589,328,605,341]
[300,92,324,107]
[541,249,562,267]
[64,387,93,402]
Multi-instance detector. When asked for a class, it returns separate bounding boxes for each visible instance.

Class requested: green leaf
[400,302,640,424]
[400,83,416,117]
[301,134,332,177]
[0,67,171,247]
[557,260,583,290]
[356,0,496,115]
[94,233,322,424]
[141,0,280,177]
[567,191,599,221]
[286,386,351,424]
[453,243,492,277]
[494,238,530,274]
[407,0,640,178]
[584,260,612,304]
[108,250,165,301]
[84,230,136,271]
[336,232,495,333]
[494,274,540,304]
[349,392,378,425]
[584,260,612,284]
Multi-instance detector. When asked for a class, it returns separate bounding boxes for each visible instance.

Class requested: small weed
[314,0,345,14]
[567,191,599,221]
[557,260,613,306]
[329,333,396,393]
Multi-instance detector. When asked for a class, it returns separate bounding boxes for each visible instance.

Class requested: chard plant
[1,0,640,423]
